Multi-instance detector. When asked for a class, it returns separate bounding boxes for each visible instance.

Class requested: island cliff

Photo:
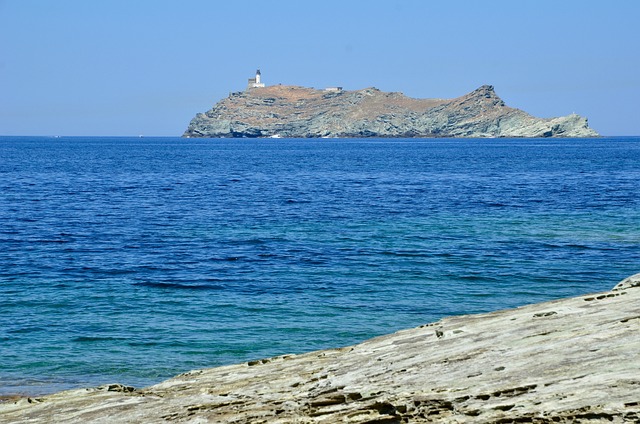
[2,273,638,423]
[183,84,599,138]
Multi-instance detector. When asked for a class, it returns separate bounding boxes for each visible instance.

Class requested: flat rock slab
[2,273,639,423]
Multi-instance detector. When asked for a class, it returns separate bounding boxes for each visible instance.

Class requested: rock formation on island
[2,273,639,423]
[183,80,599,138]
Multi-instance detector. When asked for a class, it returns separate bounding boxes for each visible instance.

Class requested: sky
[1,0,639,136]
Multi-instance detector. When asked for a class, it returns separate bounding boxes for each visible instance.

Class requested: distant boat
[269,134,282,139]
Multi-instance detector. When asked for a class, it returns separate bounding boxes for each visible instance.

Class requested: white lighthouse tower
[247,69,265,89]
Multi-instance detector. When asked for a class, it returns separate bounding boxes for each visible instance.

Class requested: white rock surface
[2,273,639,423]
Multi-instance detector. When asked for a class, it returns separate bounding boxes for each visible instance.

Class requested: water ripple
[1,136,638,396]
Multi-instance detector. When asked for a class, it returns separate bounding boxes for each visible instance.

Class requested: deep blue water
[1,136,638,396]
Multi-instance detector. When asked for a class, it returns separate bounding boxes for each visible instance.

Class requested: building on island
[324,87,343,92]
[247,69,265,89]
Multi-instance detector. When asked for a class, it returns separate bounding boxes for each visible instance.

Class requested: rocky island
[183,70,599,138]
[2,273,639,423]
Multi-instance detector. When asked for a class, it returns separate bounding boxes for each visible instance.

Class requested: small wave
[459,275,499,282]
[72,336,122,343]
[33,239,70,244]
[133,281,225,291]
[208,255,247,262]
[18,218,38,223]
[565,243,592,250]
[220,238,266,246]
[379,250,430,258]
[8,327,44,334]
[541,243,593,250]
[285,199,311,204]
[126,341,159,347]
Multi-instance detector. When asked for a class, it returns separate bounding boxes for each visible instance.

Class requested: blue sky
[1,0,638,136]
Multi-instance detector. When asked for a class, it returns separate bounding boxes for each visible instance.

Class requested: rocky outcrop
[183,85,599,138]
[2,273,639,423]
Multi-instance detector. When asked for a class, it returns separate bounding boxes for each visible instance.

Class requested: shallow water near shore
[1,136,639,396]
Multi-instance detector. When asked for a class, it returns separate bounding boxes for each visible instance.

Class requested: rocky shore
[2,273,639,423]
[183,85,599,138]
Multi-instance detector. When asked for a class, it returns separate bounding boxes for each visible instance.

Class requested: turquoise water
[1,136,638,395]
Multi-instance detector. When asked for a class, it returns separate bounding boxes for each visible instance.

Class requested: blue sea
[1,136,638,396]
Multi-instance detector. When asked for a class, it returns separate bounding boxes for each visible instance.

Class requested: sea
[1,136,638,396]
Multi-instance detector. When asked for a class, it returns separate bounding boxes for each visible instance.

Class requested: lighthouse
[247,69,265,89]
